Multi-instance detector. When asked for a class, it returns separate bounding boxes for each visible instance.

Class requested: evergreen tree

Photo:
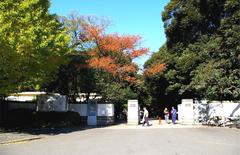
[145,0,240,101]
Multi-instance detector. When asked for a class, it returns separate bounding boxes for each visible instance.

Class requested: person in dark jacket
[171,107,177,124]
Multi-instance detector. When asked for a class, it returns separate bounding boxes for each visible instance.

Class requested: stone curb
[0,137,42,145]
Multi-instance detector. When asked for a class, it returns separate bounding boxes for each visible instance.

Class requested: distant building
[6,92,46,102]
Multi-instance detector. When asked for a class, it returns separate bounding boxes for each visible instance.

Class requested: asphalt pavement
[0,124,239,155]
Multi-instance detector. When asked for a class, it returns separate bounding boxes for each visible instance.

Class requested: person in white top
[142,107,150,126]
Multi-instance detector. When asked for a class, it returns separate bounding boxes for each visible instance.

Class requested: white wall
[6,92,46,102]
[67,103,114,117]
[68,104,88,116]
[207,101,240,117]
[7,102,115,117]
[180,99,240,124]
[97,104,114,116]
[6,96,36,102]
[36,95,67,112]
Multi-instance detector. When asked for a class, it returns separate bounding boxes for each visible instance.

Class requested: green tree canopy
[0,0,69,95]
[145,0,240,101]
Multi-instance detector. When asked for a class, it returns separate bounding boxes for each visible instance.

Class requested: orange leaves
[81,24,149,58]
[78,21,149,83]
[89,57,118,74]
[100,34,121,52]
[124,76,137,83]
[130,48,149,58]
[81,24,104,39]
[88,57,137,77]
[92,33,148,58]
[116,35,141,51]
[119,64,137,73]
[144,63,166,76]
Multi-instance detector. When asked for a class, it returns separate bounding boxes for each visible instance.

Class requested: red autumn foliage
[130,48,149,58]
[118,64,137,74]
[88,57,118,74]
[124,76,137,83]
[144,63,166,76]
[81,24,148,57]
[82,24,103,39]
[78,23,149,83]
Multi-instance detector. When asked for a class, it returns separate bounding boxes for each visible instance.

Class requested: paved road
[0,126,239,155]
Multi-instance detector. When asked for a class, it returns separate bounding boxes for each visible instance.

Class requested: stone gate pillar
[180,99,194,124]
[127,100,139,125]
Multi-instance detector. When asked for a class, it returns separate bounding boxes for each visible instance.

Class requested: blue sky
[50,0,170,68]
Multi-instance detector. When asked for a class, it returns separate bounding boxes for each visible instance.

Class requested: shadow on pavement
[0,121,127,136]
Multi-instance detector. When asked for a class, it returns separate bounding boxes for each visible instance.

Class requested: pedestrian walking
[171,107,177,124]
[163,107,169,124]
[142,107,151,126]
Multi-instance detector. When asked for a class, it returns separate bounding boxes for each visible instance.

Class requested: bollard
[158,117,161,125]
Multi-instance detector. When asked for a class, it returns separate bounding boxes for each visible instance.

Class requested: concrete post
[181,99,194,125]
[127,100,139,125]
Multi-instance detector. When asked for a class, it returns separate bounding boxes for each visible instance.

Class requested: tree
[46,14,149,105]
[0,0,69,95]
[81,21,148,81]
[146,0,240,101]
[144,45,181,117]
[81,19,149,103]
